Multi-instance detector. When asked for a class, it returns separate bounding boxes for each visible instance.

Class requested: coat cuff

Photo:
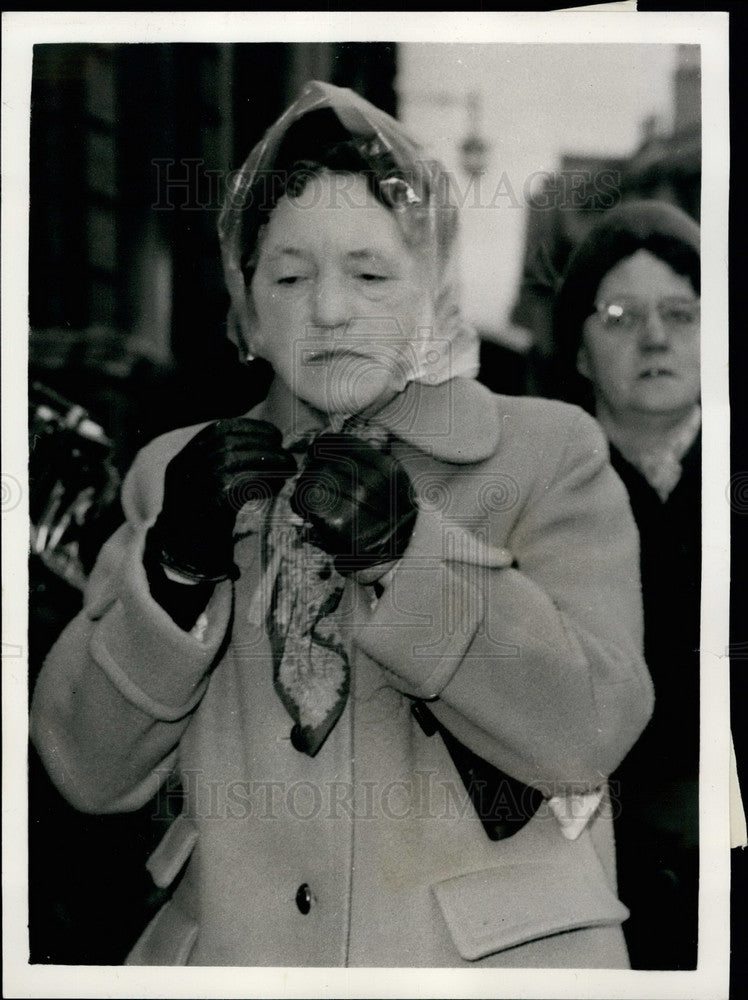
[354,510,484,699]
[90,532,232,721]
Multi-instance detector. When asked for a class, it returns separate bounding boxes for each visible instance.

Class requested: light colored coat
[31,378,654,968]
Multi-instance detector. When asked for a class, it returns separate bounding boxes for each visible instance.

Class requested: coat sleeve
[29,427,233,814]
[353,406,654,793]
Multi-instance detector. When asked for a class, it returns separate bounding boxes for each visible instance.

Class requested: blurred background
[29,41,700,447]
[27,40,700,964]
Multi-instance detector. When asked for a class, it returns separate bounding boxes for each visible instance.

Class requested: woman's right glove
[290,432,418,575]
[145,417,298,584]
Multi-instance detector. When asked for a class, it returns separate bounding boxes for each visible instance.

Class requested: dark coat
[609,433,701,970]
[610,435,701,803]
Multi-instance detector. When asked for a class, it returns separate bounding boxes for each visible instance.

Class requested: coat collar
[605,406,701,503]
[252,377,500,464]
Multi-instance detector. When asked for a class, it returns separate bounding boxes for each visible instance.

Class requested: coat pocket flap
[432,833,629,961]
[146,813,198,889]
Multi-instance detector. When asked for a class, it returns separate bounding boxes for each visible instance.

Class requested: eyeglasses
[591,296,700,333]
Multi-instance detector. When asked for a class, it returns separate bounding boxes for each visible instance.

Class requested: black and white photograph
[1,9,734,999]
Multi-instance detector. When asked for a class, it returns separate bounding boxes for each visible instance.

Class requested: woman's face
[577,249,700,423]
[250,171,433,416]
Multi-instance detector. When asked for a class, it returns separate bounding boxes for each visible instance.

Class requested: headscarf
[551,199,701,410]
[217,79,479,387]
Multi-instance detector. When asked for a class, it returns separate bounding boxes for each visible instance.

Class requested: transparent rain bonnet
[218,80,479,386]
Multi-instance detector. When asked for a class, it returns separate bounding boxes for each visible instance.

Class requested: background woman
[552,199,701,970]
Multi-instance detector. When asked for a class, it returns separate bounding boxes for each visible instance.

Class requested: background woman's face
[250,171,433,416]
[577,248,700,423]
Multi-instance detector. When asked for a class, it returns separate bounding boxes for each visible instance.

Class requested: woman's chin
[298,373,400,417]
[630,385,700,416]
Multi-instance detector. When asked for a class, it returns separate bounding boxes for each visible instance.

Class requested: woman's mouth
[638,367,676,380]
[302,347,364,364]
[302,346,398,368]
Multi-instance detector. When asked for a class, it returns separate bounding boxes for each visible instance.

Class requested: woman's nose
[639,306,670,350]
[311,273,349,329]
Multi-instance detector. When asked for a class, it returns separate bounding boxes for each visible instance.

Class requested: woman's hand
[290,433,418,575]
[146,418,298,583]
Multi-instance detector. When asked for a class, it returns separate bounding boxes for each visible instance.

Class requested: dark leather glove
[290,433,418,574]
[146,418,298,583]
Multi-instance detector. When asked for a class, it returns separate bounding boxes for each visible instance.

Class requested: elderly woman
[30,82,653,968]
[552,200,701,970]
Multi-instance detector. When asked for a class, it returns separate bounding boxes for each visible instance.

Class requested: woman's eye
[662,305,699,326]
[276,275,306,285]
[358,273,388,283]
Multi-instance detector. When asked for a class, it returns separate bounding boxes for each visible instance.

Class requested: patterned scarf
[261,419,391,756]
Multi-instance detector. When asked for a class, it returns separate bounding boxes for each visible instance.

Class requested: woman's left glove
[290,432,418,575]
[147,418,298,583]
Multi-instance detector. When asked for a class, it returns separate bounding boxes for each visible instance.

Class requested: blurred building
[622,44,701,222]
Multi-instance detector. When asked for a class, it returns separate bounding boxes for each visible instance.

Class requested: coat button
[290,724,309,753]
[295,883,313,915]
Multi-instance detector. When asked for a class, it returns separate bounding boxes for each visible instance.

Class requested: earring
[246,351,256,362]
